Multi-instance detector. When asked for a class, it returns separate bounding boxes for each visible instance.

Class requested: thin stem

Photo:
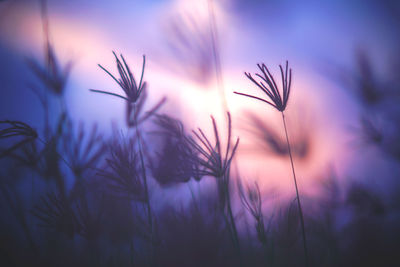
[187,182,199,213]
[132,104,153,231]
[132,103,156,264]
[38,135,76,197]
[281,112,309,267]
[223,173,243,267]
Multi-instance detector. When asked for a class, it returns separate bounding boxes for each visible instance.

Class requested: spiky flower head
[90,52,146,104]
[235,61,292,112]
[90,52,166,127]
[188,112,239,178]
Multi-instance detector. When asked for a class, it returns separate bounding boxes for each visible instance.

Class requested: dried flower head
[188,112,239,178]
[90,52,146,104]
[235,61,292,112]
[90,52,166,127]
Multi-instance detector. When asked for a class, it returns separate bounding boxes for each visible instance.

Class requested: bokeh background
[2,0,399,196]
[1,1,400,266]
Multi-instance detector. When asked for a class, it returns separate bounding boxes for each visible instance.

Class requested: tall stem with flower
[90,53,165,261]
[235,62,309,266]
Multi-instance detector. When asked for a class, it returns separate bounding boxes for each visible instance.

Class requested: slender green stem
[281,112,309,267]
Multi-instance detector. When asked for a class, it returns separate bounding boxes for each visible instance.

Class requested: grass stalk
[132,104,153,228]
[281,112,309,267]
[207,7,245,264]
[226,183,240,248]
[223,173,243,266]
[132,103,155,264]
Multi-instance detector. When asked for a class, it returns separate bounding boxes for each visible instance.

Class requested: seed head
[188,112,239,178]
[235,61,292,112]
[90,52,146,104]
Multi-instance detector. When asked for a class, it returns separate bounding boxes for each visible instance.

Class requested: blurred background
[2,0,399,194]
[1,0,400,266]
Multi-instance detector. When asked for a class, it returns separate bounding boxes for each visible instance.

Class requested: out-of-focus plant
[187,112,241,261]
[75,193,104,241]
[0,120,38,158]
[162,13,214,85]
[26,43,72,97]
[237,179,267,246]
[31,192,77,238]
[61,121,106,178]
[242,111,311,160]
[150,114,202,186]
[98,135,146,202]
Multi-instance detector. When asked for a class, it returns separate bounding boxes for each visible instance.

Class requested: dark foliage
[31,192,77,238]
[151,114,201,186]
[26,43,71,96]
[61,121,106,177]
[98,136,146,202]
[0,120,38,158]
